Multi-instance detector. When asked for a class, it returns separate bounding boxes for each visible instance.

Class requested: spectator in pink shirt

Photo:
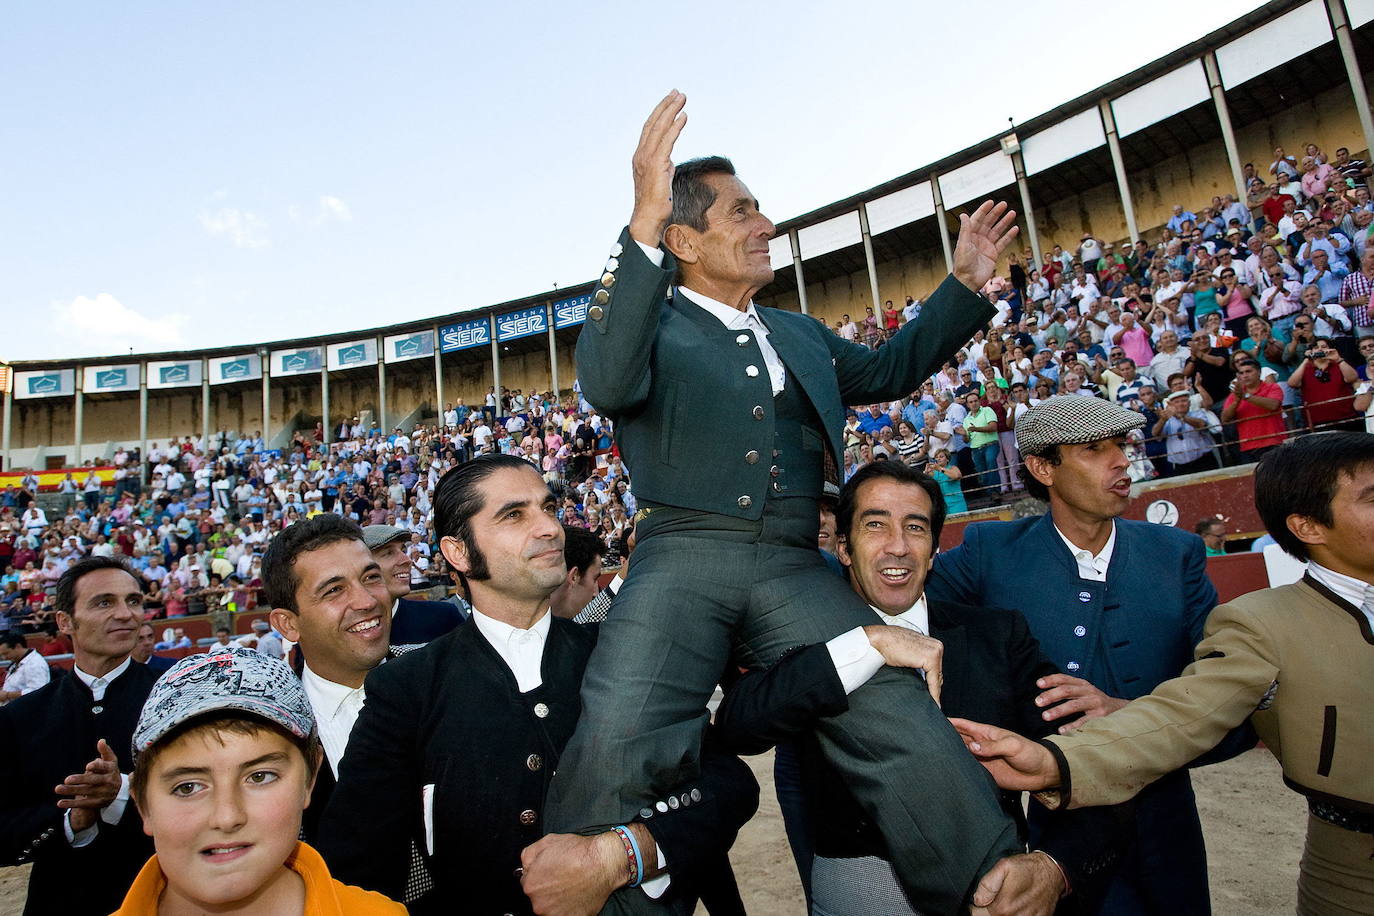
[1112,309,1154,367]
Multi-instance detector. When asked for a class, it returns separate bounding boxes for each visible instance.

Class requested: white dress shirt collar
[1307,562,1374,629]
[676,288,787,397]
[471,606,552,693]
[1053,521,1118,582]
[73,656,132,702]
[301,663,370,776]
[872,594,931,636]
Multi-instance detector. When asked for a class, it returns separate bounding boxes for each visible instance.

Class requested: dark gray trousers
[545,507,1018,916]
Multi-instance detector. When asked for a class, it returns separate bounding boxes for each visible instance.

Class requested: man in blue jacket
[927,395,1221,915]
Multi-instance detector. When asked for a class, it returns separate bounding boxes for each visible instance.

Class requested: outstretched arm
[576,92,687,415]
[830,202,1018,404]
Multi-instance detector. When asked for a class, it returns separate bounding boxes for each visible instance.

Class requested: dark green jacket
[577,228,994,518]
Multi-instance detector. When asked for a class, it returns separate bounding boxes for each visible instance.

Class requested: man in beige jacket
[952,431,1374,915]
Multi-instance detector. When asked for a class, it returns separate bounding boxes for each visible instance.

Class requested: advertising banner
[438,317,491,352]
[384,331,436,364]
[83,364,140,393]
[147,360,202,389]
[13,369,75,399]
[496,305,547,341]
[326,339,378,371]
[208,354,263,385]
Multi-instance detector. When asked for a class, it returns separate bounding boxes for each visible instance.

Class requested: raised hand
[628,91,688,249]
[55,738,123,832]
[953,201,1020,293]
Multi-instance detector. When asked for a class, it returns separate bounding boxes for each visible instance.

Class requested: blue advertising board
[496,306,548,342]
[438,318,491,352]
[553,293,592,329]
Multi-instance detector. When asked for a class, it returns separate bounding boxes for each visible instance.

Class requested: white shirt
[1054,522,1117,581]
[302,663,369,777]
[67,657,134,847]
[2,649,50,702]
[826,595,933,694]
[470,606,552,693]
[1307,561,1374,630]
[635,241,786,396]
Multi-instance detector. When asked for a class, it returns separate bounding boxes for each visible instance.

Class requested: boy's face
[140,725,314,910]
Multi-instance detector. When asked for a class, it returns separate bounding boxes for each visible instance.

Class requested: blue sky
[2,0,1268,362]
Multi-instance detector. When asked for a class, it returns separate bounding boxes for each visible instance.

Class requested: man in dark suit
[362,524,467,643]
[714,460,1128,915]
[927,396,1224,914]
[319,457,758,915]
[0,556,158,915]
[263,515,417,845]
[131,622,175,674]
[546,91,1025,914]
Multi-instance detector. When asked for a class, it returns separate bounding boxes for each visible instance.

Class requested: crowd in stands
[0,392,632,651]
[7,140,1374,653]
[836,142,1374,507]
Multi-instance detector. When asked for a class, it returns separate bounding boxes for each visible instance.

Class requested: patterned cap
[1015,395,1145,456]
[133,646,314,759]
[362,524,409,549]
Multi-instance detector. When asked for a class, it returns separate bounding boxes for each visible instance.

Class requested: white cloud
[288,195,354,227]
[198,206,270,248]
[48,293,190,357]
[318,195,352,223]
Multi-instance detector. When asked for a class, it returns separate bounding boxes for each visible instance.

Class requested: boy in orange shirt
[112,646,405,915]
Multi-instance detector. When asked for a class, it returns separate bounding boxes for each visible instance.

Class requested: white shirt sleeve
[641,843,671,898]
[634,240,665,268]
[826,626,886,695]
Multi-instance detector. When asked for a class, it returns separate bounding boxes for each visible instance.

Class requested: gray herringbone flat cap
[1015,395,1145,456]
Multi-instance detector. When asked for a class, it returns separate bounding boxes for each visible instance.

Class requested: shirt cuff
[101,774,130,827]
[827,626,886,695]
[641,843,670,898]
[65,810,98,848]
[634,240,665,268]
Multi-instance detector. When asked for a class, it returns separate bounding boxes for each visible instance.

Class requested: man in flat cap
[361,525,466,645]
[927,395,1225,915]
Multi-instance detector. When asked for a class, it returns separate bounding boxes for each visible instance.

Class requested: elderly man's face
[672,172,776,290]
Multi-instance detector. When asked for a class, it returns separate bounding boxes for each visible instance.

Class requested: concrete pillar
[74,370,84,467]
[490,315,502,408]
[433,325,444,421]
[1202,51,1250,220]
[1010,149,1044,267]
[931,175,955,273]
[546,304,559,396]
[858,204,883,313]
[201,358,211,451]
[260,352,271,445]
[2,384,12,472]
[139,366,149,486]
[321,364,331,444]
[376,337,388,433]
[1327,0,1374,165]
[788,228,810,315]
[1100,99,1140,244]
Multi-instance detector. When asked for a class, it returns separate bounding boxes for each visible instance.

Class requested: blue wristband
[614,824,644,888]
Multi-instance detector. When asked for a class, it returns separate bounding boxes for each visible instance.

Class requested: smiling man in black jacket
[319,456,758,915]
[714,461,1130,916]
